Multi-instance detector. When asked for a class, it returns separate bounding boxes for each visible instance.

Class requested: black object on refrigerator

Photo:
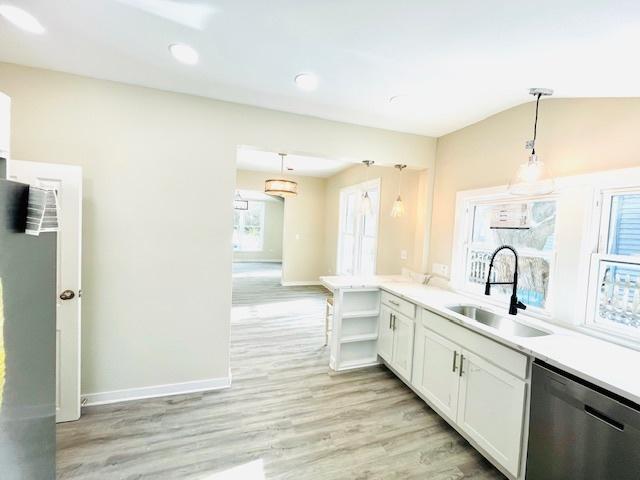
[0,158,57,479]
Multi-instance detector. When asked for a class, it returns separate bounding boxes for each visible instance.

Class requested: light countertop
[320,275,640,405]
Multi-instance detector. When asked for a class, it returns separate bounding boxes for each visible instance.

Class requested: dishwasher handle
[585,405,625,431]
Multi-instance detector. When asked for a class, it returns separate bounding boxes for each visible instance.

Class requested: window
[587,190,640,338]
[461,198,557,312]
[233,201,265,252]
[337,180,380,276]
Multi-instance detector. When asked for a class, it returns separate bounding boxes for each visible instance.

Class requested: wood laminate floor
[57,262,504,480]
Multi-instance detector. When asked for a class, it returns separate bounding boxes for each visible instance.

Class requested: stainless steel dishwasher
[526,360,640,479]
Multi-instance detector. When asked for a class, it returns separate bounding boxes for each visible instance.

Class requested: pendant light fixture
[508,88,555,195]
[265,153,298,197]
[234,191,248,210]
[359,160,374,216]
[391,164,407,218]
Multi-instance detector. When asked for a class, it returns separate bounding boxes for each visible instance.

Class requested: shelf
[337,357,379,371]
[342,309,379,319]
[341,333,378,344]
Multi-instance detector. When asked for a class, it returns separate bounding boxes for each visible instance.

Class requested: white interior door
[7,159,82,423]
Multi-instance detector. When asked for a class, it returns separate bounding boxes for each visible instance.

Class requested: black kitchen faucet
[484,245,527,315]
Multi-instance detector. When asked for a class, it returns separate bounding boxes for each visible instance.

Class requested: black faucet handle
[516,301,527,310]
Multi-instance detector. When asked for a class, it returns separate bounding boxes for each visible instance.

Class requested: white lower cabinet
[411,315,527,478]
[391,312,415,379]
[378,302,415,380]
[456,349,526,477]
[378,304,394,363]
[412,326,460,421]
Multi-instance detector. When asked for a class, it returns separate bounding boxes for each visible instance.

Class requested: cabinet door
[391,312,415,380]
[411,326,461,421]
[377,304,394,362]
[456,349,526,477]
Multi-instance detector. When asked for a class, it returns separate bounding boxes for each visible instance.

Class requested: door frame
[7,159,82,422]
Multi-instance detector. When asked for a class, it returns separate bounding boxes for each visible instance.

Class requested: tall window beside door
[233,201,265,252]
[337,180,380,276]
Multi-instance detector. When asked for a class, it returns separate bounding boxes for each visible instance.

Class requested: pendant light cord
[531,93,542,154]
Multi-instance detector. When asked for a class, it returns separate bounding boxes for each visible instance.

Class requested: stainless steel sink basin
[447,304,550,337]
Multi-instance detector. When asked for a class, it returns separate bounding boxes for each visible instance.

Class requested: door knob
[59,290,75,301]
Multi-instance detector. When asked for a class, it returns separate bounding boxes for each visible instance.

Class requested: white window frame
[451,188,559,319]
[336,178,381,276]
[233,200,266,252]
[584,186,640,342]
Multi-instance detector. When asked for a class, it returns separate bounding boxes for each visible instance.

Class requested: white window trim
[451,166,640,350]
[336,178,381,276]
[451,189,558,319]
[582,184,640,345]
[234,200,266,253]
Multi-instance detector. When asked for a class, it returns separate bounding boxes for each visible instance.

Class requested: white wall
[324,164,429,275]
[0,62,436,397]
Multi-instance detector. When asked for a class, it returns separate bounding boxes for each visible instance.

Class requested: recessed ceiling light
[169,43,199,65]
[0,4,45,34]
[294,73,318,91]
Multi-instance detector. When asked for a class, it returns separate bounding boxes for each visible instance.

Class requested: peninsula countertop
[320,275,640,405]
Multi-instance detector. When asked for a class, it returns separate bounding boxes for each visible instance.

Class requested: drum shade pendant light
[391,164,407,218]
[359,160,374,216]
[509,88,555,195]
[265,153,298,197]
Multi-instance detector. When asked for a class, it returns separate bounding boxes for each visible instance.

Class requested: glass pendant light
[234,190,248,210]
[265,153,298,197]
[508,88,555,196]
[359,160,374,216]
[391,164,407,218]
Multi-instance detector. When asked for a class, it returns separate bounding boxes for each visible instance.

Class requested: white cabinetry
[456,349,526,476]
[412,326,460,420]
[378,292,416,380]
[413,308,528,478]
[378,304,394,362]
[391,312,415,379]
[330,288,380,371]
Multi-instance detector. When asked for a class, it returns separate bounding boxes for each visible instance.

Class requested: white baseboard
[82,375,232,407]
[281,280,322,286]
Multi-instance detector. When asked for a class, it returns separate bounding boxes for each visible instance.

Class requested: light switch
[295,233,300,240]
[400,250,408,260]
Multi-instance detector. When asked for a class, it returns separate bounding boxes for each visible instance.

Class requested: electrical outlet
[433,263,449,277]
[400,250,408,260]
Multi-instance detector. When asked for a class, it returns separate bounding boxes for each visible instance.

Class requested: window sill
[577,325,640,352]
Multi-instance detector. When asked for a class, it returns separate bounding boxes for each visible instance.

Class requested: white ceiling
[2,1,640,136]
[237,147,351,178]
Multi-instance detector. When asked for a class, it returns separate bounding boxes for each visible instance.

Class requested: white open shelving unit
[329,288,381,372]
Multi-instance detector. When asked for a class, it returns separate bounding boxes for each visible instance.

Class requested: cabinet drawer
[381,291,416,319]
[422,308,528,380]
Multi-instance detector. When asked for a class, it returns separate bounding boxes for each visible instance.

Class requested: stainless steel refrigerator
[0,158,57,479]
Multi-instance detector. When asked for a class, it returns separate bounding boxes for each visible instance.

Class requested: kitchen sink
[446,304,550,337]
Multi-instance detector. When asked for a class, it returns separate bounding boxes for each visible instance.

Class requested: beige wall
[0,61,436,396]
[430,98,640,273]
[235,169,325,283]
[232,195,284,262]
[324,164,429,275]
